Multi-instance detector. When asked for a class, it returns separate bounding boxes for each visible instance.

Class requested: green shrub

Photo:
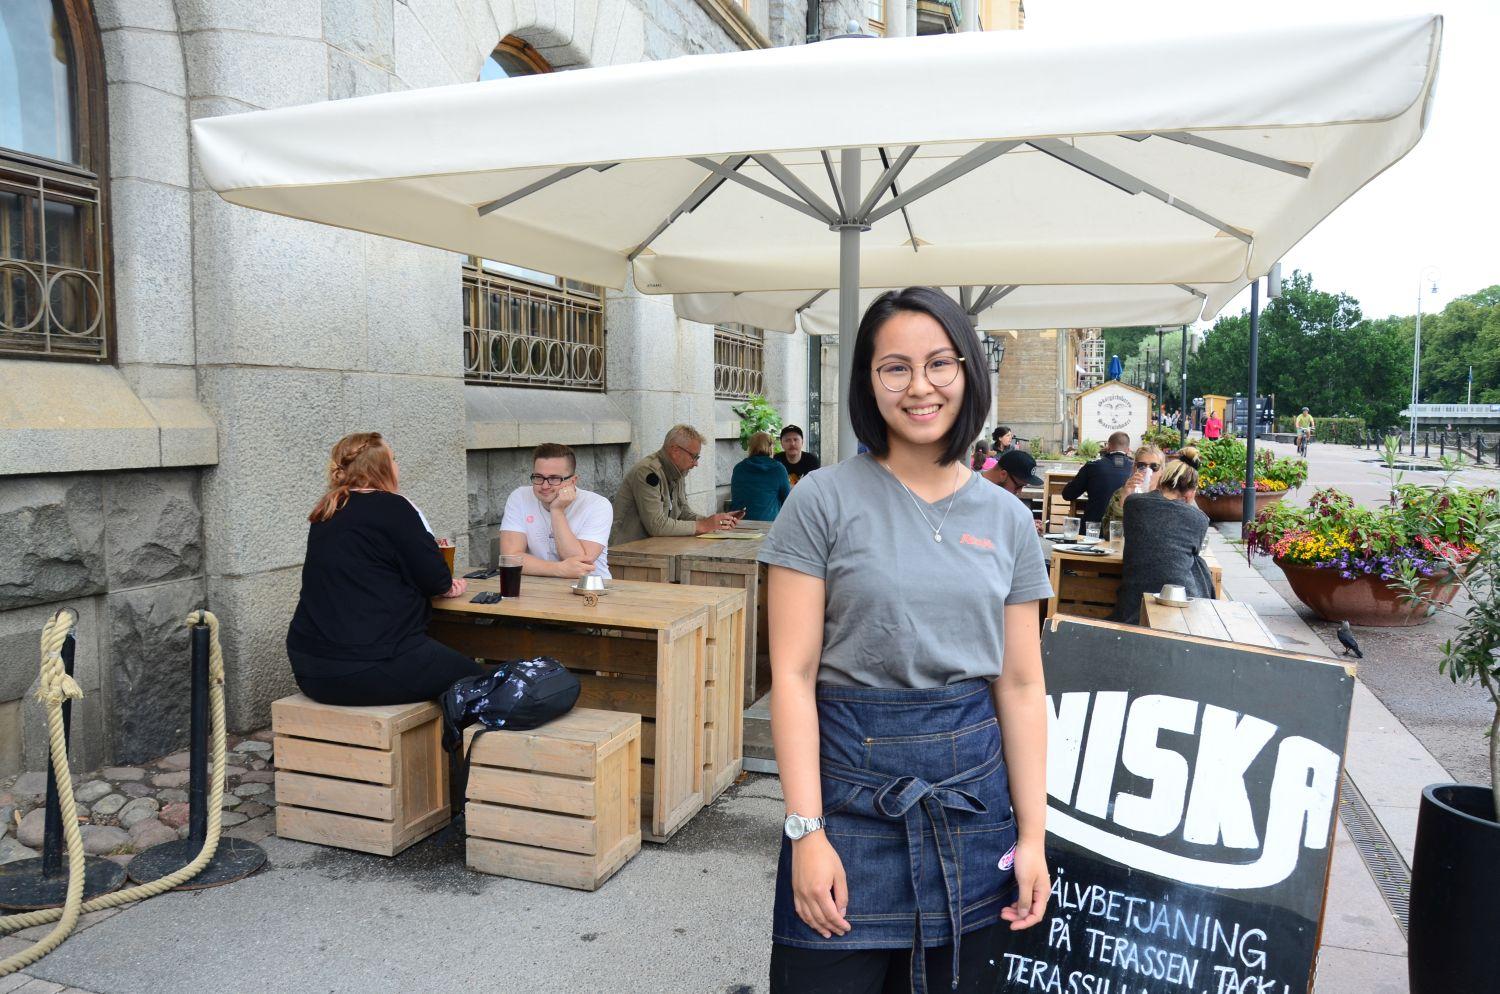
[1315,417,1366,445]
[731,395,783,451]
[1076,439,1102,460]
[1143,425,1182,451]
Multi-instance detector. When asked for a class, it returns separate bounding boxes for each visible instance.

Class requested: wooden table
[1045,541,1224,620]
[1141,595,1279,649]
[428,574,710,842]
[610,531,771,704]
[1042,470,1084,533]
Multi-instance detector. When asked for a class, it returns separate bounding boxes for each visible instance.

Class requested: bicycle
[1296,428,1311,458]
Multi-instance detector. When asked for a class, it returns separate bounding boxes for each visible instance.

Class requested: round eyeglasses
[874,354,965,393]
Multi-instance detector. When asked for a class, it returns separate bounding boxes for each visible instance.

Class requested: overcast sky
[1023,1,1497,324]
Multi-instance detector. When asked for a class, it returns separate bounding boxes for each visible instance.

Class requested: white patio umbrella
[673,281,1247,336]
[193,16,1441,460]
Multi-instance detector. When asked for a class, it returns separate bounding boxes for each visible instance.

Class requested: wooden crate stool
[271,695,450,857]
[465,709,641,891]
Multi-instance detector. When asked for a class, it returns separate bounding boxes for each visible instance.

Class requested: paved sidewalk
[0,529,1441,993]
[1207,529,1425,994]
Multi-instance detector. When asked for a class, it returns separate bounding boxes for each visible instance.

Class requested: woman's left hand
[1000,839,1050,931]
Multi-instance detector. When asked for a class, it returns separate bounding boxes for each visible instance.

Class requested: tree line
[1102,272,1500,429]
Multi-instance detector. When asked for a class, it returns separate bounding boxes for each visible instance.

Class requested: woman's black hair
[992,425,1012,443]
[848,287,992,466]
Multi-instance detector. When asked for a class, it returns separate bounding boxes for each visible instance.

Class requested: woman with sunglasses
[1097,444,1165,531]
[1110,447,1214,624]
[760,288,1053,994]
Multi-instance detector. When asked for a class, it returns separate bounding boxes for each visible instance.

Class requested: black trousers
[292,637,485,706]
[769,921,1008,994]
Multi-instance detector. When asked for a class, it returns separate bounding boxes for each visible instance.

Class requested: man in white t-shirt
[499,443,612,579]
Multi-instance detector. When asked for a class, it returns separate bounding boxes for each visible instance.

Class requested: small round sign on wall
[1099,395,1133,430]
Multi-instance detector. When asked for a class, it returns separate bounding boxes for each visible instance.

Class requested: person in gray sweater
[1111,447,1214,624]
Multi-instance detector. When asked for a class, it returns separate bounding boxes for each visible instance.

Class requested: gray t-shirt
[758,454,1053,688]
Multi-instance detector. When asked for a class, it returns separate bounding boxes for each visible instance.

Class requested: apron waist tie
[823,749,1003,993]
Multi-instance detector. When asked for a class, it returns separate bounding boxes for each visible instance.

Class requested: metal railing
[462,266,605,391]
[0,161,108,361]
[714,323,765,400]
[1357,429,1495,466]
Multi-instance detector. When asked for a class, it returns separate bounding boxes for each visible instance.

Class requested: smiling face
[530,455,577,508]
[869,311,966,454]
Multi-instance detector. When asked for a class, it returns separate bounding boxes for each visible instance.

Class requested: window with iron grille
[714,324,765,401]
[1,0,111,363]
[463,265,606,391]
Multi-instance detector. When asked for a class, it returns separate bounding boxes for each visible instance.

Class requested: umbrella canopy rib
[687,157,834,224]
[820,151,845,218]
[857,145,920,219]
[751,154,840,222]
[865,140,1022,224]
[1028,138,1253,244]
[476,162,617,217]
[627,155,749,260]
[1153,133,1311,178]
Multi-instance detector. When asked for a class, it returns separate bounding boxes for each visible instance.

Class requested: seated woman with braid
[286,432,484,706]
[1110,446,1215,625]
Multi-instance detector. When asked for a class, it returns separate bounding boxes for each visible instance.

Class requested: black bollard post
[0,620,127,909]
[128,614,266,889]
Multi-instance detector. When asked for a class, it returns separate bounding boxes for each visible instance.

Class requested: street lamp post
[1410,267,1440,451]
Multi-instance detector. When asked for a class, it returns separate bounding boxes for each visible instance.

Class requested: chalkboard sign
[999,618,1355,994]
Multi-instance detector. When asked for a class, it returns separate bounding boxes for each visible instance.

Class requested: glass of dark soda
[498,555,523,597]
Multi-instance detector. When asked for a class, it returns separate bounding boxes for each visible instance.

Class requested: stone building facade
[0,0,871,772]
[993,327,1102,451]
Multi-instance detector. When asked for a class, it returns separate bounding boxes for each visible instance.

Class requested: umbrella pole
[1241,277,1261,539]
[837,147,862,463]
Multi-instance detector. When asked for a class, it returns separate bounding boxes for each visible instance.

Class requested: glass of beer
[436,536,456,575]
[498,555,523,598]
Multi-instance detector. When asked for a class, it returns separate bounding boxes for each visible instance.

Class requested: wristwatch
[784,812,826,840]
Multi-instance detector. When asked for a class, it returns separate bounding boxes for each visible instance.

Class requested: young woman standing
[759,288,1053,994]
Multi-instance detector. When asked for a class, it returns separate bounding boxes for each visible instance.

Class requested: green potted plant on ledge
[731,395,782,451]
[1391,512,1500,993]
[1246,485,1491,626]
[1193,436,1307,521]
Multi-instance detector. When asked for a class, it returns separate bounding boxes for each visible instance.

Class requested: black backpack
[440,656,580,754]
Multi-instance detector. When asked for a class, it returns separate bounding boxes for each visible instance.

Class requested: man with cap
[984,449,1045,535]
[611,424,742,544]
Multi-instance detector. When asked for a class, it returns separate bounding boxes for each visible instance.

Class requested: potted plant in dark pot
[1392,513,1500,994]
[1193,436,1306,521]
[1246,486,1487,626]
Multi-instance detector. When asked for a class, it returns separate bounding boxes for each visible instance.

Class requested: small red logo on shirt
[526,515,535,524]
[960,533,994,550]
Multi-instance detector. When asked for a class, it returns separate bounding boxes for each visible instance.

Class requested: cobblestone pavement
[0,733,280,992]
[0,730,277,874]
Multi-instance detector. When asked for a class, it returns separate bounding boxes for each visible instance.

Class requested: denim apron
[772,680,1018,993]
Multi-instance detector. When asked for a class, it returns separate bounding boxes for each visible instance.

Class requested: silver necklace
[892,462,964,543]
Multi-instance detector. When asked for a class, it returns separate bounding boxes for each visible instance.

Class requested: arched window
[464,37,605,392]
[0,0,111,362]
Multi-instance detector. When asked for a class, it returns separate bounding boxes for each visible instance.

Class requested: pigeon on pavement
[1337,621,1363,659]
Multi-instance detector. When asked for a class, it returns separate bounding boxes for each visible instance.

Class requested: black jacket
[1062,451,1134,524]
[286,491,453,674]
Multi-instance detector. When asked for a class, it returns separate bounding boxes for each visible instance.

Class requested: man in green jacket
[611,424,742,544]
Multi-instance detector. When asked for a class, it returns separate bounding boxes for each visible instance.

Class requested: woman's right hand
[791,832,850,938]
[1123,468,1145,494]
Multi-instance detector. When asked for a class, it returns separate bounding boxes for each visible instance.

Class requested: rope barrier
[0,610,232,975]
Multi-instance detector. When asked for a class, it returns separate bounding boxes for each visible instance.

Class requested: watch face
[784,814,805,840]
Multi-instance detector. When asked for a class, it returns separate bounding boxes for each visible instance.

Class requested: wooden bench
[272,695,450,856]
[1141,595,1279,648]
[465,709,641,891]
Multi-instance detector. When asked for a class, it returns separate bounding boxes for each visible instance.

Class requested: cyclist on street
[1294,407,1315,456]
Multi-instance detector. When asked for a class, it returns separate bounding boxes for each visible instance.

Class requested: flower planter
[1274,557,1460,627]
[1195,489,1286,522]
[1408,784,1500,994]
